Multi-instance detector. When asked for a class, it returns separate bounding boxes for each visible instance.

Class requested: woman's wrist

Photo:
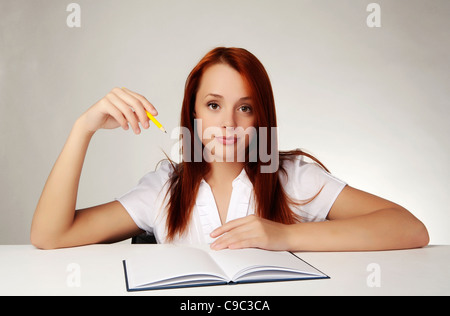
[285,223,304,252]
[73,115,96,138]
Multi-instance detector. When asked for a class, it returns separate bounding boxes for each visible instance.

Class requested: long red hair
[163,47,327,241]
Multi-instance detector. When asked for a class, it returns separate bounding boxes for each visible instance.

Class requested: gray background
[1,0,449,245]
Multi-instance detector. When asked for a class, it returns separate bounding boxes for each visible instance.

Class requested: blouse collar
[200,167,253,189]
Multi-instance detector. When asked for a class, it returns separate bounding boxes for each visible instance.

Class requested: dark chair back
[131,233,157,244]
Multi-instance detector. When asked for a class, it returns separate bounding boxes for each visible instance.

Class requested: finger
[212,233,256,250]
[113,88,149,129]
[210,215,253,238]
[104,101,129,130]
[211,224,254,250]
[121,87,158,116]
[227,239,257,250]
[106,92,141,134]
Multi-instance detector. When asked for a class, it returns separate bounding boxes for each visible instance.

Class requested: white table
[0,244,448,296]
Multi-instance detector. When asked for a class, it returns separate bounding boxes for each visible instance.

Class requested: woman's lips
[215,136,238,145]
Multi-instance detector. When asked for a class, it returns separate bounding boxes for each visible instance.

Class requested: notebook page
[208,248,324,281]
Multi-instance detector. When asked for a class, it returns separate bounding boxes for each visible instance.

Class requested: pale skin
[30,64,429,251]
[193,64,256,224]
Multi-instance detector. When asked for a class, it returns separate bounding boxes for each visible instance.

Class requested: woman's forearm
[287,207,429,252]
[31,118,94,246]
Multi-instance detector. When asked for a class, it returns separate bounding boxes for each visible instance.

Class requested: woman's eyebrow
[205,93,223,99]
[204,93,252,101]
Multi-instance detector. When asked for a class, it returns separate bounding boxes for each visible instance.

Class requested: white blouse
[117,156,347,245]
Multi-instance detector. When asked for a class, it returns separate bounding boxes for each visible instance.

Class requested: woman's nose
[221,109,236,129]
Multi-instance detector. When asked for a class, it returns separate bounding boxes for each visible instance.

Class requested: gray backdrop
[1,0,449,245]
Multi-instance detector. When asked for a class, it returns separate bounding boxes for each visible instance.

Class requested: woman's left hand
[210,215,293,251]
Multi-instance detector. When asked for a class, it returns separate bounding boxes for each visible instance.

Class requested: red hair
[163,47,327,241]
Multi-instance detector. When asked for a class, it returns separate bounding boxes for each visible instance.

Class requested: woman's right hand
[78,87,159,135]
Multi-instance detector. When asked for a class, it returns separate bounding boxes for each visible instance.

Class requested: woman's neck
[204,161,245,187]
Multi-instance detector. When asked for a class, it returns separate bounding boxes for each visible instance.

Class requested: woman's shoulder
[279,153,316,182]
[279,149,323,173]
[137,159,178,187]
[279,149,345,189]
[279,150,347,222]
[117,159,178,211]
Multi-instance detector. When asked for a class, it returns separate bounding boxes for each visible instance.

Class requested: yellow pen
[146,110,167,133]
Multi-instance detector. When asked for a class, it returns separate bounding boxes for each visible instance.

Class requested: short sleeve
[281,155,347,222]
[116,160,174,233]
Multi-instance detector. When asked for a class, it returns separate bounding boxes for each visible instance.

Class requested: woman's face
[193,63,256,162]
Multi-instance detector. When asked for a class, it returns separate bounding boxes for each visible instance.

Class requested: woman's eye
[207,102,219,110]
[240,105,252,113]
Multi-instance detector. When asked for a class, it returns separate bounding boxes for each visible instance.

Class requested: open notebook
[123,246,328,291]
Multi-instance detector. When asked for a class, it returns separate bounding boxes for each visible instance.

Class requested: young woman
[31,47,429,251]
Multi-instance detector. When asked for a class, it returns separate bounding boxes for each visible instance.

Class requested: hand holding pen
[78,87,166,135]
